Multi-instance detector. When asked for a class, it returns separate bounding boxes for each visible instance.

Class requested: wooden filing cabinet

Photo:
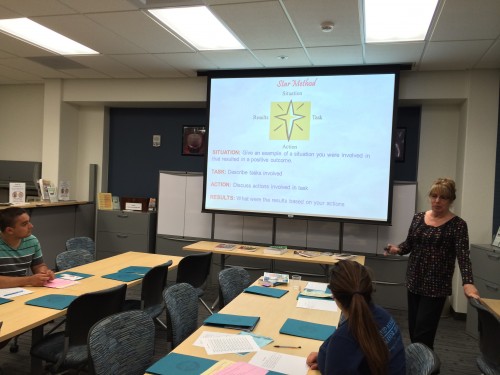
[96,210,157,260]
[466,244,500,338]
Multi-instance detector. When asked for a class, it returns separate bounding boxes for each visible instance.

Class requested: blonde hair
[429,177,456,201]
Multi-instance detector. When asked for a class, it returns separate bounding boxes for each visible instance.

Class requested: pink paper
[214,362,267,375]
[44,278,78,289]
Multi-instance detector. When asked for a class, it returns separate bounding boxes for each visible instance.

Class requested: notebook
[117,266,152,275]
[25,294,77,310]
[279,318,335,341]
[244,286,288,298]
[203,313,260,331]
[0,297,13,305]
[101,272,144,282]
[147,353,217,375]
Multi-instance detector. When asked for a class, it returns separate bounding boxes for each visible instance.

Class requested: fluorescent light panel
[148,6,244,51]
[0,18,98,55]
[364,0,438,43]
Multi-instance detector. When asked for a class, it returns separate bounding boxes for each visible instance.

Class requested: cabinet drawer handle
[486,253,500,261]
[117,214,129,218]
[116,234,129,239]
[485,283,499,292]
[372,281,403,286]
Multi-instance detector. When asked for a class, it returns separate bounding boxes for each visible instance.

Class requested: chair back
[66,236,96,259]
[141,260,172,309]
[405,342,441,375]
[88,310,155,375]
[175,252,213,290]
[66,284,127,347]
[469,298,500,371]
[163,283,198,348]
[218,266,251,309]
[56,249,94,271]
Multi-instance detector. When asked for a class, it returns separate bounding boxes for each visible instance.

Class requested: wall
[0,84,44,162]
[0,69,498,312]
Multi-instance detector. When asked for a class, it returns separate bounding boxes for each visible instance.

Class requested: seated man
[0,207,54,288]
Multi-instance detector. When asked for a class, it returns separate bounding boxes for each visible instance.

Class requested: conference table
[480,297,500,319]
[0,251,183,375]
[149,278,339,375]
[184,240,365,274]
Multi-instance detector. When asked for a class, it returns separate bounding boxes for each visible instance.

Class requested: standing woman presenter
[385,177,480,349]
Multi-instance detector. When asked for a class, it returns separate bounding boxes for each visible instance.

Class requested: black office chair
[122,260,173,329]
[163,283,199,349]
[30,284,127,373]
[405,342,441,375]
[218,266,251,310]
[175,252,213,314]
[88,310,155,375]
[469,298,500,375]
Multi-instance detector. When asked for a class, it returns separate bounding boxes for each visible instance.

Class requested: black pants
[407,291,446,350]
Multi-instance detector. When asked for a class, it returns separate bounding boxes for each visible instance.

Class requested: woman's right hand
[306,352,319,370]
[384,244,400,256]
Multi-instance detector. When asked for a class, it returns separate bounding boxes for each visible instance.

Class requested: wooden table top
[0,251,182,342]
[480,298,500,319]
[166,279,338,375]
[184,240,365,266]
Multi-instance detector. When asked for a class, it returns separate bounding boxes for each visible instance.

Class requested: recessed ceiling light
[148,6,244,51]
[0,18,98,55]
[364,0,438,43]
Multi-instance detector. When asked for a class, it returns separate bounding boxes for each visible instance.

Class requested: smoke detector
[321,21,334,32]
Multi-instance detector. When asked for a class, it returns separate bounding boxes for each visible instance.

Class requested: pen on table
[274,345,301,349]
[3,291,22,297]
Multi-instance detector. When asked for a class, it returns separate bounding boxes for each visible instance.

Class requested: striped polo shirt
[0,235,44,277]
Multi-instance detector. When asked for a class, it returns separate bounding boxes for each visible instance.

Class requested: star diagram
[270,100,310,141]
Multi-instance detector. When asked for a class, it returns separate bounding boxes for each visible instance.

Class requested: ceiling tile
[211,1,301,49]
[420,40,494,70]
[475,39,500,69]
[283,0,361,47]
[68,55,146,78]
[200,50,263,69]
[87,11,194,54]
[0,0,76,16]
[431,0,500,41]
[365,42,425,66]
[109,54,186,78]
[252,48,311,67]
[307,46,363,66]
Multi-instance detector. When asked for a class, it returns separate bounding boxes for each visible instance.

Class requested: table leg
[30,326,44,375]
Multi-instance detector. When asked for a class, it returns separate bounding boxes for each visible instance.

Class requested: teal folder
[56,271,93,280]
[118,266,152,275]
[25,294,77,310]
[147,353,217,375]
[101,272,144,282]
[203,313,260,331]
[0,297,12,305]
[279,318,335,341]
[244,285,288,298]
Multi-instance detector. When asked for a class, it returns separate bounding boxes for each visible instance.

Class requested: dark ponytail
[329,260,389,375]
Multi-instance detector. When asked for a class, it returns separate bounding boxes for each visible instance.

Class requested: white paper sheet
[296,297,338,312]
[305,282,329,291]
[249,349,309,375]
[0,287,32,298]
[193,331,234,347]
[203,334,260,355]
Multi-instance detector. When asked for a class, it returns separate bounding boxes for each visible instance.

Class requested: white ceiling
[0,0,499,84]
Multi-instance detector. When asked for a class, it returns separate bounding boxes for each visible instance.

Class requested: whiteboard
[157,171,212,238]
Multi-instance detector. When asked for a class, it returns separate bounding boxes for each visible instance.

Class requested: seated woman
[307,260,406,375]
